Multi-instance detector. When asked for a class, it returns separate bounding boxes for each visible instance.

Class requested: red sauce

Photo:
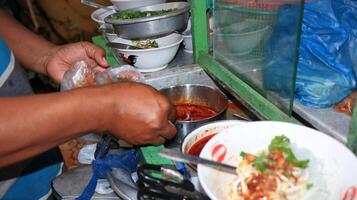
[242,173,277,200]
[187,134,217,156]
[175,104,218,121]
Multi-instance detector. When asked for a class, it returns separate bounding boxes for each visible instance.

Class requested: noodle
[227,135,311,200]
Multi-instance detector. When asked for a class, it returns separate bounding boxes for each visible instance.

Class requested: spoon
[158,148,237,175]
[232,113,251,121]
[106,42,143,50]
[81,0,116,11]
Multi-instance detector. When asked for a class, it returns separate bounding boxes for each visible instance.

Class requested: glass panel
[211,0,304,114]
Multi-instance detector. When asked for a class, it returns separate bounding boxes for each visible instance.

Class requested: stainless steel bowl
[160,84,229,147]
[104,2,190,39]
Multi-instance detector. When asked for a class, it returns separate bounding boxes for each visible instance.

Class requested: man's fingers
[159,120,177,140]
[85,59,98,68]
[158,94,177,122]
[84,59,106,72]
[81,42,109,67]
[150,136,166,146]
[167,103,177,122]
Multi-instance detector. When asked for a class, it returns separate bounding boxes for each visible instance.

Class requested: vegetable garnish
[239,135,309,173]
[229,135,311,200]
[269,135,309,169]
[131,39,159,49]
[109,9,178,20]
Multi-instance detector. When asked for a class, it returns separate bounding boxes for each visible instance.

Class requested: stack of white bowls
[91,0,186,72]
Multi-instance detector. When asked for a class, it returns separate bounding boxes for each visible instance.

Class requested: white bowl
[109,33,183,72]
[182,32,213,54]
[182,33,193,53]
[181,16,213,54]
[198,121,357,200]
[103,32,117,42]
[215,21,272,54]
[180,120,245,169]
[181,120,245,155]
[91,6,116,29]
[110,0,166,11]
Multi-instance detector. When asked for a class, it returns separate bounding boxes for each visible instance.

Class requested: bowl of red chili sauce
[160,84,229,147]
[180,120,244,169]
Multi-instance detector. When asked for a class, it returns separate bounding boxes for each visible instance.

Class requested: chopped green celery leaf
[281,147,309,169]
[268,135,290,152]
[110,8,178,20]
[306,183,314,190]
[283,171,290,177]
[252,153,268,172]
[269,135,309,169]
[293,159,309,169]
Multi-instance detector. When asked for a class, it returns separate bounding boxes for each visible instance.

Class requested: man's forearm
[0,87,106,167]
[0,10,58,74]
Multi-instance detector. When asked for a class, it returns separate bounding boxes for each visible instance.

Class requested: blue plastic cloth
[174,161,191,179]
[0,37,11,77]
[263,0,357,108]
[76,149,139,200]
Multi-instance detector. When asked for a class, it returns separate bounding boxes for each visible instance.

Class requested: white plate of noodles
[198,121,357,200]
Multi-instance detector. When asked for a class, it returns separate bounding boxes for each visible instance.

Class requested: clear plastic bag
[61,61,97,91]
[96,65,145,85]
[61,61,145,91]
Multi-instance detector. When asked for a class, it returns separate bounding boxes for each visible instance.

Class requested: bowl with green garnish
[105,2,190,39]
[108,33,183,72]
[110,0,165,11]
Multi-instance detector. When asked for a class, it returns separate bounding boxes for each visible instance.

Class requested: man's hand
[0,11,109,80]
[46,42,109,83]
[94,82,177,145]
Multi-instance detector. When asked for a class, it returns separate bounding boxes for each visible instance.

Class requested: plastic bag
[263,0,357,108]
[61,61,97,91]
[334,91,357,116]
[61,61,145,91]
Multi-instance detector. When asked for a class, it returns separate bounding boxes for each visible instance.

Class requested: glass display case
[191,0,357,154]
[211,0,304,114]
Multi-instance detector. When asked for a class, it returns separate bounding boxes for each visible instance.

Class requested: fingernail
[102,57,108,65]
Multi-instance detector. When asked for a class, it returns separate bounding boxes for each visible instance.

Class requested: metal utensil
[158,148,237,175]
[232,113,251,121]
[137,164,209,200]
[81,0,115,11]
[106,42,143,50]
